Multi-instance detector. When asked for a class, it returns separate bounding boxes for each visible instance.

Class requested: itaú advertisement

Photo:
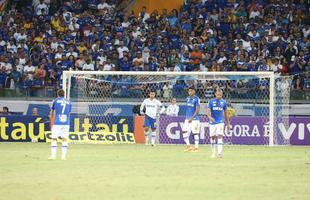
[0,116,46,142]
[159,116,310,145]
[0,116,135,144]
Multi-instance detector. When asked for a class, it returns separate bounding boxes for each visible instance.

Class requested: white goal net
[63,71,292,146]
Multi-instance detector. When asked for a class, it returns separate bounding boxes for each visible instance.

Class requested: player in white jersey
[48,89,72,160]
[207,88,230,158]
[140,90,165,146]
[166,98,179,116]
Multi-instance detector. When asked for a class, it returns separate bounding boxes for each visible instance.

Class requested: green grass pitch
[0,143,310,200]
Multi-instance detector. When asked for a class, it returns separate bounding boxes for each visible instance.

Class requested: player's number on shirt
[61,101,66,114]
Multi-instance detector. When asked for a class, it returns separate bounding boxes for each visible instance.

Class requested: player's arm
[207,108,215,123]
[140,100,146,115]
[49,100,55,128]
[50,109,54,118]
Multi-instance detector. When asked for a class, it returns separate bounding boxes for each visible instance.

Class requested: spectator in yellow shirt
[77,41,88,54]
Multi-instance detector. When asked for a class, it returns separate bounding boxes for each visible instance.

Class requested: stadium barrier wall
[0,116,47,142]
[0,115,309,145]
[1,100,310,116]
[0,116,136,144]
[158,116,310,145]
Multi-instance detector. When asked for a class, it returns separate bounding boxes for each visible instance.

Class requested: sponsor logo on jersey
[213,107,223,111]
[146,105,156,108]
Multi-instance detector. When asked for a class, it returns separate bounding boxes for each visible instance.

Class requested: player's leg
[150,117,157,146]
[49,125,59,160]
[209,124,217,158]
[217,123,225,158]
[60,126,69,160]
[49,138,57,160]
[191,120,200,152]
[217,135,223,158]
[143,116,151,145]
[150,128,157,146]
[182,120,191,151]
[144,127,150,144]
[61,138,68,160]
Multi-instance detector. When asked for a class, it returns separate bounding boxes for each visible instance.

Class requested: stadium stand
[0,0,309,99]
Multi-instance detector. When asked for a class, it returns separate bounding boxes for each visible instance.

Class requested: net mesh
[65,72,292,145]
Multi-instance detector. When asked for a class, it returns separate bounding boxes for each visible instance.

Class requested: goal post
[269,72,275,146]
[63,71,290,146]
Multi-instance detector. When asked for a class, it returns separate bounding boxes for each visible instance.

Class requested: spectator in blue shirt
[0,68,7,88]
[119,56,132,71]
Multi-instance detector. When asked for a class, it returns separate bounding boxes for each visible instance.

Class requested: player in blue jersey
[182,86,200,152]
[48,89,72,160]
[207,88,230,158]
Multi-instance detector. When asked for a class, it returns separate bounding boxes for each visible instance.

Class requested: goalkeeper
[140,90,165,146]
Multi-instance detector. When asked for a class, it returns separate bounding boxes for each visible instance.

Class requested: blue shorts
[144,115,156,129]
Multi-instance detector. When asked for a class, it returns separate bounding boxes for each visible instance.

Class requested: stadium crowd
[0,0,309,98]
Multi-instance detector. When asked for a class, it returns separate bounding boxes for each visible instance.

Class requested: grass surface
[0,143,309,200]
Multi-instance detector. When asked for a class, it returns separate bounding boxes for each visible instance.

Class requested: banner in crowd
[0,0,8,15]
[0,116,135,144]
[159,116,310,145]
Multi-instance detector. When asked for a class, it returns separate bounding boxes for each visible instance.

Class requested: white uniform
[182,120,200,134]
[166,104,179,116]
[209,123,225,137]
[140,98,165,119]
[52,125,70,139]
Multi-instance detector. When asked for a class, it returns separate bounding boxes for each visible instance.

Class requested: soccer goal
[62,71,292,146]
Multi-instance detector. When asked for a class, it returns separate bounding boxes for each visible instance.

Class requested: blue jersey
[185,96,200,120]
[208,98,227,124]
[52,97,72,125]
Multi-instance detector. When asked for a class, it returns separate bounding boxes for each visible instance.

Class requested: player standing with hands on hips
[207,88,230,158]
[48,89,72,160]
[140,90,165,146]
[182,86,200,152]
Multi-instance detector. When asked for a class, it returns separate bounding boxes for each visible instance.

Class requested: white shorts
[182,120,200,134]
[51,125,70,139]
[209,123,225,137]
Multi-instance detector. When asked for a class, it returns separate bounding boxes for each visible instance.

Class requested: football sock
[183,132,190,146]
[218,138,223,155]
[62,141,68,159]
[51,140,57,158]
[151,131,156,145]
[210,138,216,155]
[145,130,150,143]
[194,134,199,148]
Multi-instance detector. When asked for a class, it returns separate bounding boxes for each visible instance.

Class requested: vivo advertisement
[159,116,310,145]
